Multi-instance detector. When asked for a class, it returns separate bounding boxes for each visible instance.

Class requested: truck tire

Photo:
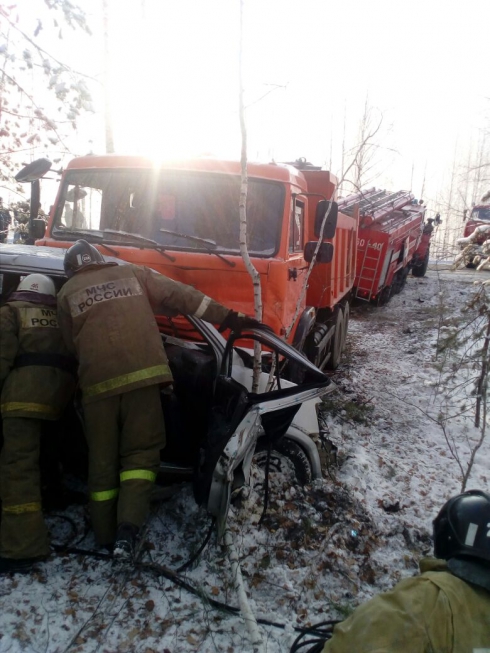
[393,267,409,294]
[254,438,312,486]
[341,301,350,352]
[325,307,344,370]
[412,250,429,277]
[286,308,317,384]
[375,284,392,306]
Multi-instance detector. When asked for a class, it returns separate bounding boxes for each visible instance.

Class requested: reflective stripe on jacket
[57,264,231,403]
[0,300,76,419]
[323,558,490,653]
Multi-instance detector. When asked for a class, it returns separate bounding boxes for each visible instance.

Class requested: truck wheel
[254,438,312,486]
[376,285,392,306]
[412,251,429,277]
[326,307,344,370]
[393,267,408,294]
[341,301,350,352]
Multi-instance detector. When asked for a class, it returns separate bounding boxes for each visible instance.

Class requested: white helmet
[17,274,56,297]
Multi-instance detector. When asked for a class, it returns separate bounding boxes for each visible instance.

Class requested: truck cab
[22,156,358,370]
[464,203,490,243]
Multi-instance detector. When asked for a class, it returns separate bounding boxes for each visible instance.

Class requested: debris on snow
[0,268,489,652]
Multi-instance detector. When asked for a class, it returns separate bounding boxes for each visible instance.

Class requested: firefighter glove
[218,311,273,334]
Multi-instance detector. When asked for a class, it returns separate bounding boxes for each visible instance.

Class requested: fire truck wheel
[376,285,392,306]
[326,307,344,369]
[394,267,409,294]
[254,438,312,486]
[412,251,429,277]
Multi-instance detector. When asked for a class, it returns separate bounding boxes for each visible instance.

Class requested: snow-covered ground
[1,266,489,653]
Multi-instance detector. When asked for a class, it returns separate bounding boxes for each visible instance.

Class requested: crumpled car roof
[0,243,124,277]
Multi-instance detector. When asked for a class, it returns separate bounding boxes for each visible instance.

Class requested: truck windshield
[470,206,490,222]
[52,170,284,256]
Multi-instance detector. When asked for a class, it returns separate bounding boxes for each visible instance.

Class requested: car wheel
[254,438,312,486]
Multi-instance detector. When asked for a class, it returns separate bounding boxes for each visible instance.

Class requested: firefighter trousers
[82,384,166,546]
[0,417,50,559]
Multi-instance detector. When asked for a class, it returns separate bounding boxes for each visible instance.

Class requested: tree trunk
[102,0,115,154]
[238,0,262,393]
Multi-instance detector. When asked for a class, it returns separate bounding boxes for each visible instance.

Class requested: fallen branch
[224,529,265,653]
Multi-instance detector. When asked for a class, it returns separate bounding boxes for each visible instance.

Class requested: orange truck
[16,156,358,372]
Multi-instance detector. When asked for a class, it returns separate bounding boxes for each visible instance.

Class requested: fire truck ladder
[355,242,384,301]
[375,207,423,235]
[340,189,413,222]
[339,189,385,216]
[364,191,413,222]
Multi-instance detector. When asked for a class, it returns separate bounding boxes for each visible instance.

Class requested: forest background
[1,0,489,260]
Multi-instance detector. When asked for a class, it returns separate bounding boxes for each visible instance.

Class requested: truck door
[283,196,307,335]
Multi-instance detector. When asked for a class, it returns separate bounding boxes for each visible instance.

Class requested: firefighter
[0,274,76,574]
[57,240,256,561]
[321,489,490,652]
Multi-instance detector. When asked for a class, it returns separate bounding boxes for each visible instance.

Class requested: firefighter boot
[0,554,47,575]
[113,522,139,563]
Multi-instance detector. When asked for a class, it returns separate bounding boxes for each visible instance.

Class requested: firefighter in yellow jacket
[57,240,253,561]
[321,489,490,653]
[0,274,76,574]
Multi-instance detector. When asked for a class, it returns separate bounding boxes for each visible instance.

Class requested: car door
[193,325,332,536]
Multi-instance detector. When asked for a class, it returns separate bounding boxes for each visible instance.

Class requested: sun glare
[106,0,241,161]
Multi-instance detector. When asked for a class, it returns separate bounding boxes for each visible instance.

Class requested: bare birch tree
[102,0,114,154]
[342,97,384,194]
[285,109,383,342]
[238,0,262,393]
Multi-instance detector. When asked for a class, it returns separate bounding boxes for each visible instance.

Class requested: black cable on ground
[137,559,338,636]
[52,544,112,560]
[176,517,215,572]
[289,620,337,652]
[49,544,337,636]
[51,514,216,569]
[48,516,340,638]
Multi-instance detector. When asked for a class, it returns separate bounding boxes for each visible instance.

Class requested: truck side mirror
[304,241,334,264]
[314,200,338,239]
[31,219,46,239]
[15,158,52,183]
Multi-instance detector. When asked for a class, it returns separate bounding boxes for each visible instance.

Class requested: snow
[1,266,489,653]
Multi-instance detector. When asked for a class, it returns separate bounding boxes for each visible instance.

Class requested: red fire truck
[338,188,431,304]
[463,202,490,243]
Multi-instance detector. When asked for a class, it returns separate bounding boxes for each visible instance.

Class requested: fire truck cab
[464,203,490,243]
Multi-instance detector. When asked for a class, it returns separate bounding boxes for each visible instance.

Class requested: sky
[11,0,490,208]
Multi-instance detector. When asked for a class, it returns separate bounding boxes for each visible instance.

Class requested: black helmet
[64,239,106,278]
[433,489,490,562]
